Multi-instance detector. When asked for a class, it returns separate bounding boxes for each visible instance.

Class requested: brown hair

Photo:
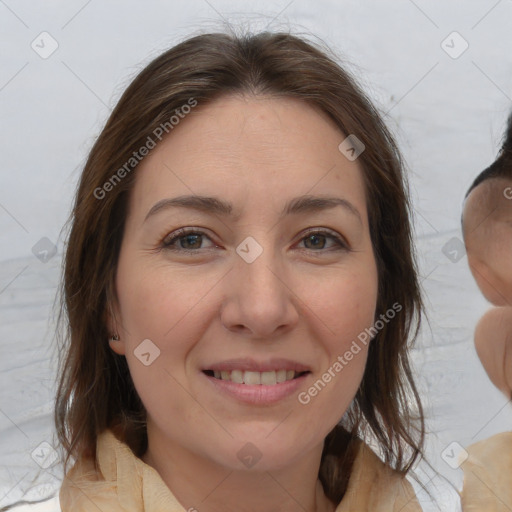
[55,30,425,503]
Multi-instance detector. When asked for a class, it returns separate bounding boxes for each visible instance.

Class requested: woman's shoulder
[62,429,422,512]
[59,430,134,510]
[59,429,183,511]
[335,439,422,512]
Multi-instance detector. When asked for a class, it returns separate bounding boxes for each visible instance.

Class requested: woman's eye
[160,228,348,254]
[161,229,216,252]
[298,231,348,251]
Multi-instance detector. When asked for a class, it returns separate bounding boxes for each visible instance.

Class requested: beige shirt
[461,432,512,512]
[60,430,421,512]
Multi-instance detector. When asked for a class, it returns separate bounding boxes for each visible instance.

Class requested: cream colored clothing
[60,429,421,512]
[461,432,512,512]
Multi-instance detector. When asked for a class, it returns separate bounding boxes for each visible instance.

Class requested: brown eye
[162,229,216,252]
[298,230,348,251]
[303,233,328,249]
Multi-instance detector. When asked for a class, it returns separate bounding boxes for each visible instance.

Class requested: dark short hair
[465,112,512,198]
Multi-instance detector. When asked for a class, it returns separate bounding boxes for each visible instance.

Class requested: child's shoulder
[461,432,512,511]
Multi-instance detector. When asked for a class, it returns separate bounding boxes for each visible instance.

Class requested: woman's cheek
[123,267,198,337]
[309,272,377,339]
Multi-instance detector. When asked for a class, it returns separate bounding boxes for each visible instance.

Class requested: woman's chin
[204,438,310,472]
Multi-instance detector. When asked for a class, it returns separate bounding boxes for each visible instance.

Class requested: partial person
[460,112,512,511]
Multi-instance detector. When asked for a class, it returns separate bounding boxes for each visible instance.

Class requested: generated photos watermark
[94,98,198,200]
[298,302,402,405]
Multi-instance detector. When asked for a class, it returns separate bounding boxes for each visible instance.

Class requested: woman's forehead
[158,95,343,160]
[129,95,369,222]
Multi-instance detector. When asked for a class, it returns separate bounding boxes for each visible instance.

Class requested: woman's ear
[106,301,126,356]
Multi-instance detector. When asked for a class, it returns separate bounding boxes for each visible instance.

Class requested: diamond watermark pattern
[237,442,263,468]
[442,237,466,263]
[31,441,59,469]
[441,441,469,469]
[236,236,263,264]
[338,134,365,161]
[134,339,161,366]
[31,32,59,59]
[32,237,57,263]
[441,31,469,59]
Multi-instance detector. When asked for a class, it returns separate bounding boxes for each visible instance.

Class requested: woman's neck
[142,430,337,512]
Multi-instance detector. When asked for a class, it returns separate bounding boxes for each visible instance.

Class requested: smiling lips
[203,358,311,388]
[207,369,306,385]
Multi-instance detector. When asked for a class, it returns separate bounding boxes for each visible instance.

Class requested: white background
[1,1,512,510]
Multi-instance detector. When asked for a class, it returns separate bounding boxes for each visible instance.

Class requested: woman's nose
[219,240,300,339]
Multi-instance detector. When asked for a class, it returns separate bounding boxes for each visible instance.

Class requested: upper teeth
[213,369,298,385]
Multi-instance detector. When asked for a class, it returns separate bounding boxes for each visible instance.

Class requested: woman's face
[109,94,379,471]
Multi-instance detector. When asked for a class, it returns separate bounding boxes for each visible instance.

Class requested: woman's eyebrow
[144,194,362,225]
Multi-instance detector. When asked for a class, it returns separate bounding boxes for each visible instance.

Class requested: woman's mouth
[202,369,309,385]
[201,361,311,405]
